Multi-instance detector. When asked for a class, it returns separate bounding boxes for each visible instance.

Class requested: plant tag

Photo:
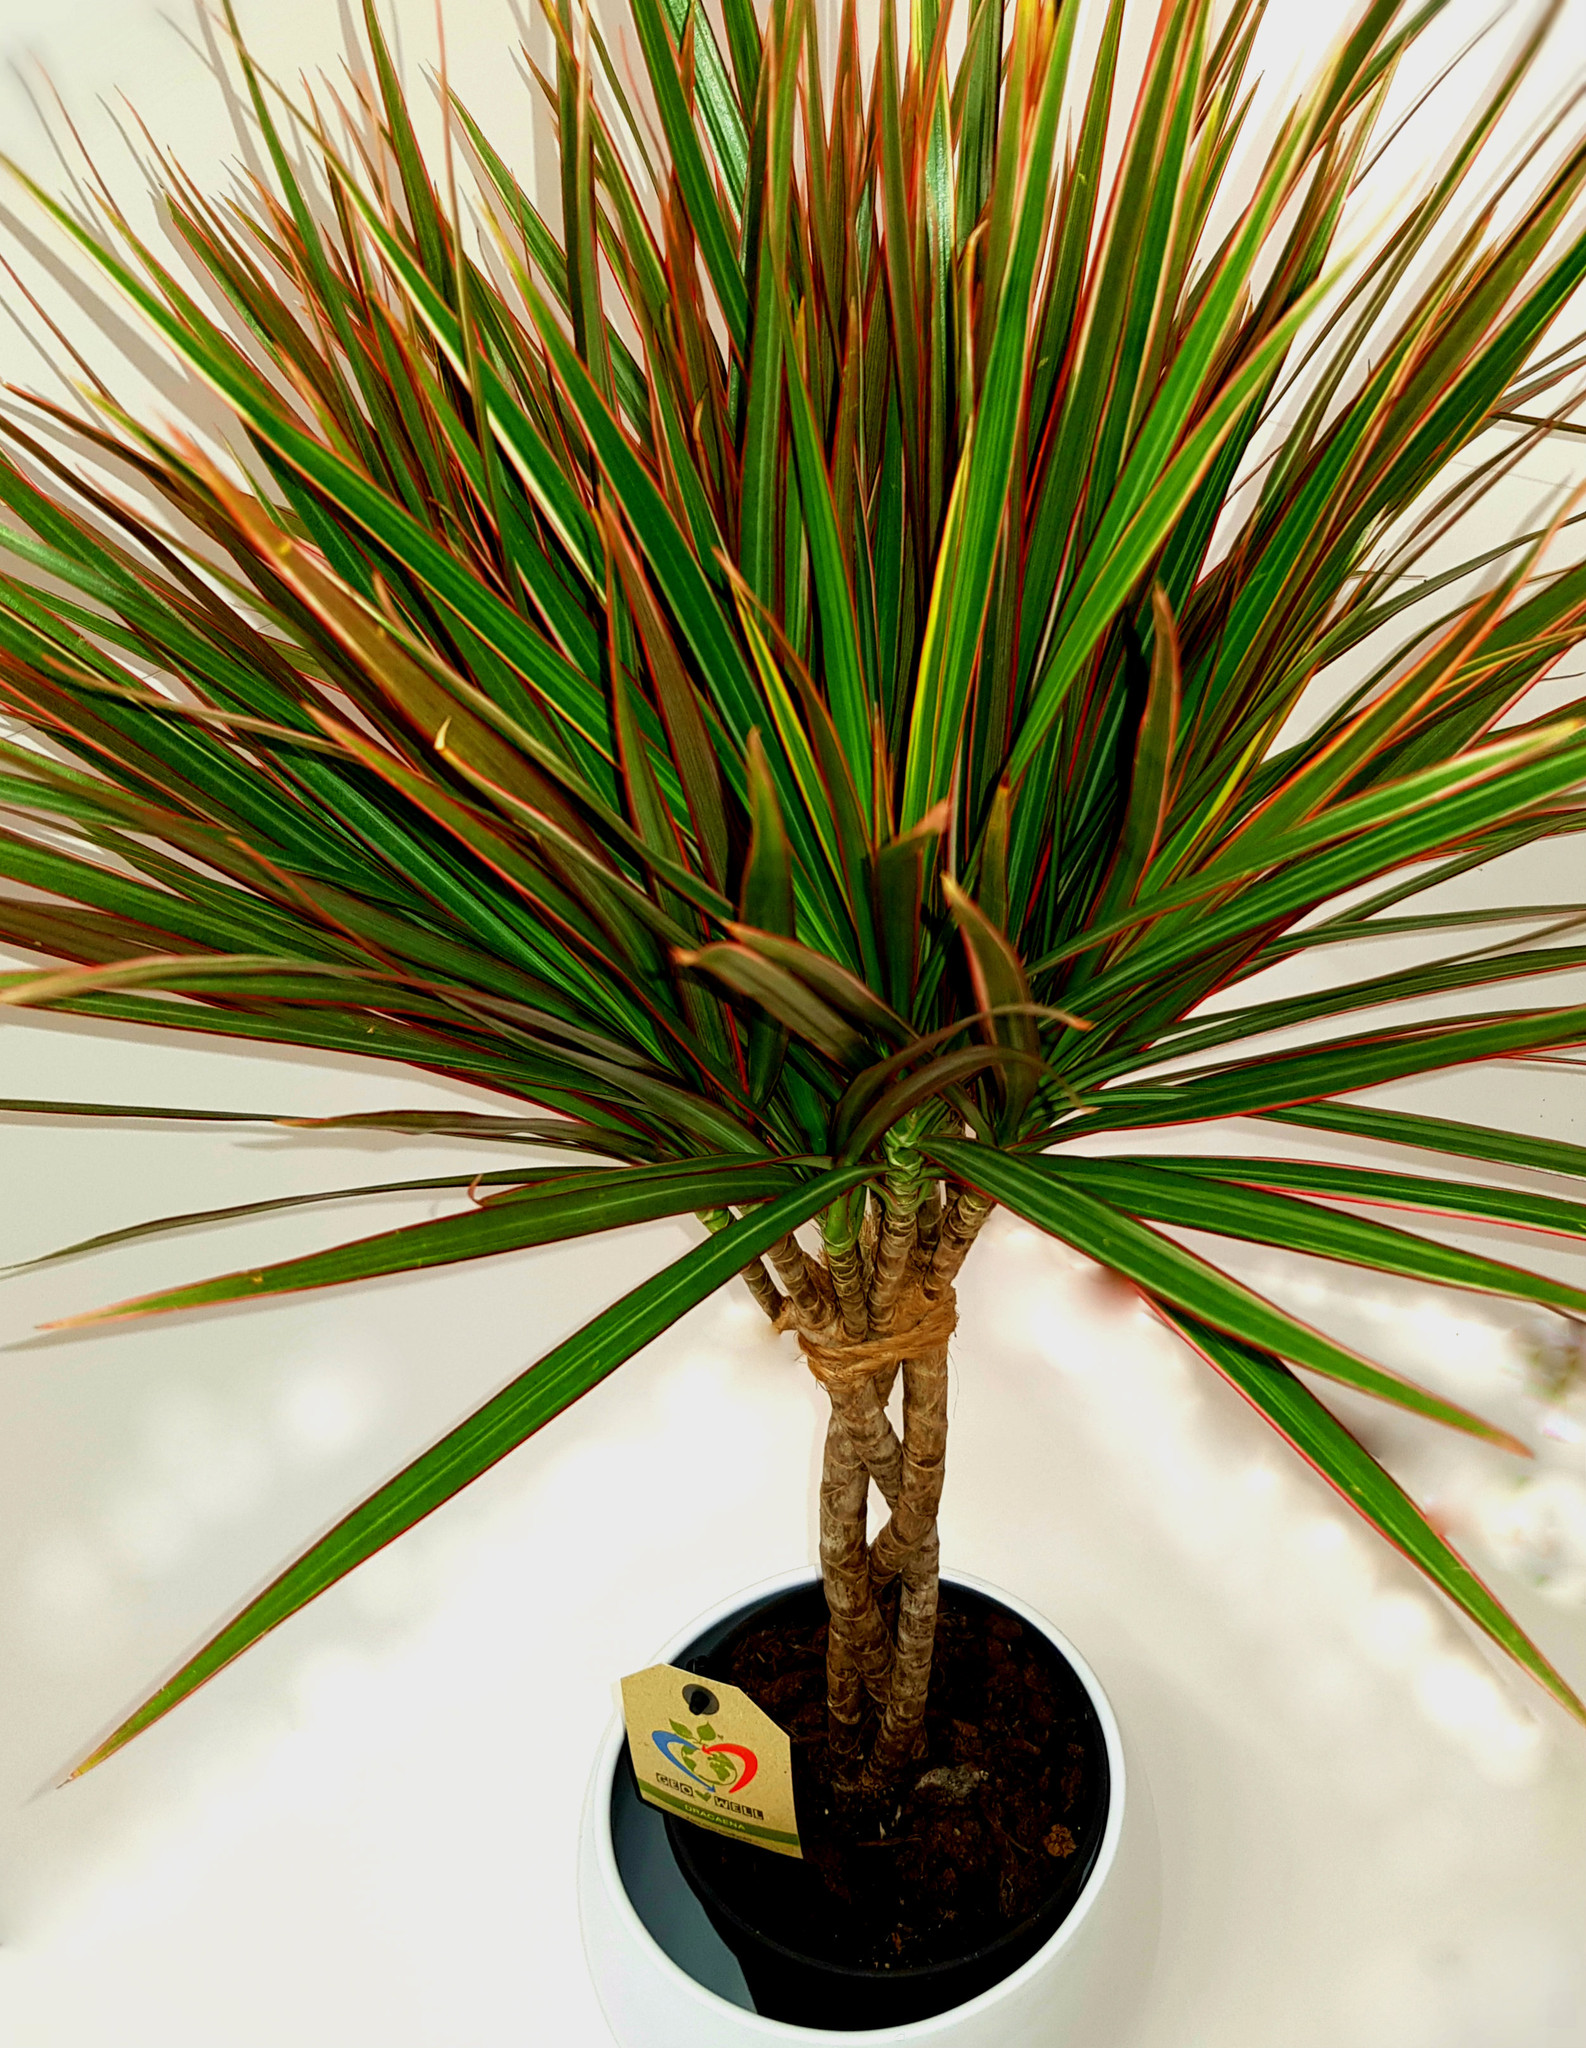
[619,1663,802,1859]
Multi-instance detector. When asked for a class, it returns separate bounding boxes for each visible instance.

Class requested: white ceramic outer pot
[577,1568,1154,2048]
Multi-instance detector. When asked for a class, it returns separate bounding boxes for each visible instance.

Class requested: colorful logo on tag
[622,1667,800,1857]
[651,1718,759,1795]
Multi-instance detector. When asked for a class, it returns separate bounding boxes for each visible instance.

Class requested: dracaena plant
[3,0,1586,1786]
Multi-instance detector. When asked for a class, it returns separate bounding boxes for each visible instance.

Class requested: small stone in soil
[915,1765,987,1801]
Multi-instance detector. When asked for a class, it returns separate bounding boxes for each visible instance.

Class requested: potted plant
[4,0,1586,2032]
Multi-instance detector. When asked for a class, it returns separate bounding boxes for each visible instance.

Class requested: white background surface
[3,2,1586,2044]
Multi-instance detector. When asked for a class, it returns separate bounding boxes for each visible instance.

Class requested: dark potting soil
[673,1581,1108,1975]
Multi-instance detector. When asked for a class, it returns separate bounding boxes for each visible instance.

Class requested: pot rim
[584,1566,1127,2043]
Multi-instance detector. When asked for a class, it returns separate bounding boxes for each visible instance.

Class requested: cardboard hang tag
[619,1663,802,1859]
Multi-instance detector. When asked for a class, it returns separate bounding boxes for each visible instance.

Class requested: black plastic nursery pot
[636,1574,1112,2032]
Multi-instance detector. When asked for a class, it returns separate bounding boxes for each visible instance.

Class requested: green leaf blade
[1161,1309,1584,1726]
[925,1140,1526,1449]
[47,1160,809,1325]
[67,1166,869,1773]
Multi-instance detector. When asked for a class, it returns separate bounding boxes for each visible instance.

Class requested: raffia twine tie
[797,1287,958,1388]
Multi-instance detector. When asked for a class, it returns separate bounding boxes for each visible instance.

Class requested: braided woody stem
[868,1117,933,1332]
[740,1256,787,1322]
[807,1307,955,1765]
[863,1340,948,1778]
[860,1181,993,1785]
[765,1231,835,1332]
[818,1410,894,1761]
[816,1197,899,1510]
[926,1185,993,1296]
[698,1207,786,1323]
[732,1158,993,1789]
[821,1193,870,1343]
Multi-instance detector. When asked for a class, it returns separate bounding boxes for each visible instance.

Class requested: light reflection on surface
[987,1218,1555,1783]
